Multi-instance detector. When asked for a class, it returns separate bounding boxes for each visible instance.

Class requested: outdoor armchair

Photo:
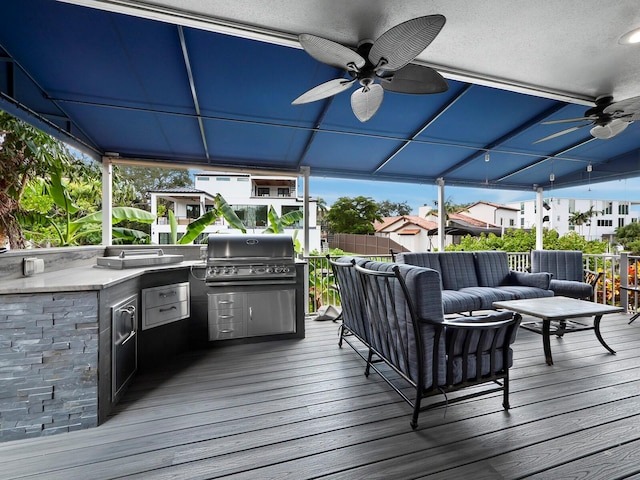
[531,250,602,300]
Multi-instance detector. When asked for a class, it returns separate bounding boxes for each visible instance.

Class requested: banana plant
[43,165,155,245]
[177,193,247,244]
[263,206,303,253]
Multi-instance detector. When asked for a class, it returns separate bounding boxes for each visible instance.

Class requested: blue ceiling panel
[417,85,559,146]
[62,103,205,159]
[184,28,328,126]
[302,132,405,176]
[376,141,471,178]
[1,1,195,114]
[203,119,310,168]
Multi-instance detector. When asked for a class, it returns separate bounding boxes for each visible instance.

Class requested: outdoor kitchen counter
[0,260,205,294]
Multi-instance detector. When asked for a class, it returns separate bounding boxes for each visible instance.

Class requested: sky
[307,176,640,215]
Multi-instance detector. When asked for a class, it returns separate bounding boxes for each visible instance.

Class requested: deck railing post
[620,251,629,312]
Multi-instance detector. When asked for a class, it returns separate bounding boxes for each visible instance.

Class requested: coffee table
[493,296,624,365]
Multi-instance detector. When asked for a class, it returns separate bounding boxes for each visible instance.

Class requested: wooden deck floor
[2,312,640,479]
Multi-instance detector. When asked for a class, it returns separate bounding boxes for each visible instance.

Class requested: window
[232,204,268,227]
[568,199,575,213]
[277,187,290,197]
[186,204,201,219]
[520,218,524,227]
[619,203,629,215]
[216,177,230,182]
[520,202,524,213]
[509,219,515,226]
[604,202,612,215]
[619,218,625,227]
[257,187,270,197]
[597,219,613,227]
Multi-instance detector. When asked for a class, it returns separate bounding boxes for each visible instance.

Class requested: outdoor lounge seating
[396,251,554,314]
[350,260,521,429]
[530,250,603,300]
[328,256,372,360]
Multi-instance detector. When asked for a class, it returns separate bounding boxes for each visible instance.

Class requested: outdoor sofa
[396,251,554,315]
[530,249,602,301]
[329,256,521,428]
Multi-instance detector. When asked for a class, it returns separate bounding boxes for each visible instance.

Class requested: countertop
[0,261,205,294]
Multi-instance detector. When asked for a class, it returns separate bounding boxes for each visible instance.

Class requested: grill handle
[119,249,164,258]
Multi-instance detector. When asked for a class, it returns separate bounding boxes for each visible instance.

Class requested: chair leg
[629,312,640,325]
[502,375,510,410]
[337,323,345,347]
[364,349,374,377]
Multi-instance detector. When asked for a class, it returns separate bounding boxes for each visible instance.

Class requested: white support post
[101,158,113,246]
[301,166,310,256]
[535,186,544,250]
[437,177,445,252]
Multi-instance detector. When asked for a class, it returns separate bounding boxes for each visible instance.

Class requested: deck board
[2,313,640,479]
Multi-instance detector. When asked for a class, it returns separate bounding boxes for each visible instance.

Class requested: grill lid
[207,234,294,263]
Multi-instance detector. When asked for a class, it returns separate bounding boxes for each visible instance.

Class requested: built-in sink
[97,249,183,269]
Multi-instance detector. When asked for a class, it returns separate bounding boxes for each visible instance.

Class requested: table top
[493,296,624,321]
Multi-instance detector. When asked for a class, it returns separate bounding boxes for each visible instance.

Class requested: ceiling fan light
[619,27,640,45]
[590,119,629,139]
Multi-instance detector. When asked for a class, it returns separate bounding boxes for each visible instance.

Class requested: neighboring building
[374,215,438,252]
[149,172,320,252]
[507,197,640,242]
[466,201,519,231]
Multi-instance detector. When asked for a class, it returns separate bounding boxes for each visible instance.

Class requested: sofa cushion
[496,285,555,300]
[474,251,511,287]
[441,290,483,314]
[549,279,593,299]
[531,250,584,282]
[510,270,552,290]
[458,286,517,309]
[438,252,479,290]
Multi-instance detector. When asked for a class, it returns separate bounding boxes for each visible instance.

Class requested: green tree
[117,165,192,209]
[616,222,640,254]
[326,196,382,234]
[377,200,412,217]
[0,111,71,248]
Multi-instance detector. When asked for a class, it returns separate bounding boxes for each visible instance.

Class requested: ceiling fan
[292,15,448,122]
[534,94,640,143]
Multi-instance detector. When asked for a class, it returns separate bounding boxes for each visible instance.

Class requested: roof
[375,216,438,233]
[449,212,500,229]
[468,201,519,212]
[2,1,640,193]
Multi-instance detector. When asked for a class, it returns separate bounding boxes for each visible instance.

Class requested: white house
[374,215,439,252]
[466,201,519,231]
[507,197,640,242]
[149,172,320,252]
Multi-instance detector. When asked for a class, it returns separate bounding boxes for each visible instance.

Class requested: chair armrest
[584,269,603,287]
[509,270,552,289]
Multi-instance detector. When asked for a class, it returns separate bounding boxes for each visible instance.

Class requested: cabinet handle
[159,306,177,313]
[249,306,253,322]
[217,300,233,305]
[159,290,177,298]
[219,329,234,333]
[218,314,234,319]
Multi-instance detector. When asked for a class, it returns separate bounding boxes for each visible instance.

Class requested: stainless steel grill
[205,234,296,285]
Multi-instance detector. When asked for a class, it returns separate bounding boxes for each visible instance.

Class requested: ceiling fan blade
[533,124,590,144]
[292,78,356,105]
[541,116,594,125]
[351,84,384,122]
[590,119,629,139]
[298,34,366,70]
[379,64,448,94]
[369,15,446,71]
[604,94,640,121]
